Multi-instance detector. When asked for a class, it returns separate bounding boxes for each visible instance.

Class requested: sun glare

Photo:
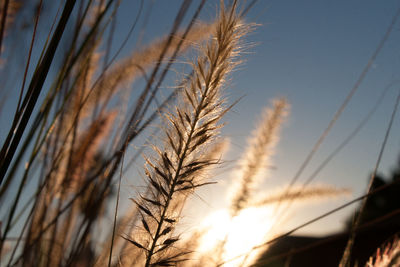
[198,206,276,266]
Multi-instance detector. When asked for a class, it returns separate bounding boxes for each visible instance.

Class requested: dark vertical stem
[0,0,77,186]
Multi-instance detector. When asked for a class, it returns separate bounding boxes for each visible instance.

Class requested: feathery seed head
[366,238,400,267]
[230,98,290,216]
[253,184,351,206]
[126,3,250,265]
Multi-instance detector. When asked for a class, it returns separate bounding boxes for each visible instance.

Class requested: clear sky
[1,0,400,240]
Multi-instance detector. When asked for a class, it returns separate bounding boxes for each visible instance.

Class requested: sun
[198,206,276,266]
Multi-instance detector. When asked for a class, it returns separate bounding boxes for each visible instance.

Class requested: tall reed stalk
[123,2,251,266]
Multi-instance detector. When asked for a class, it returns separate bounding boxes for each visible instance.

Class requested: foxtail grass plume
[124,2,251,266]
[52,110,116,194]
[366,238,400,267]
[61,20,216,140]
[230,98,290,217]
[66,110,116,190]
[253,184,351,206]
[92,21,217,109]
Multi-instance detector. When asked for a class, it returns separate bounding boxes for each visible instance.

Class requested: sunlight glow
[198,206,276,266]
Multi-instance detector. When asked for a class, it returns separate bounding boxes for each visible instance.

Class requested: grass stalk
[122,2,250,266]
